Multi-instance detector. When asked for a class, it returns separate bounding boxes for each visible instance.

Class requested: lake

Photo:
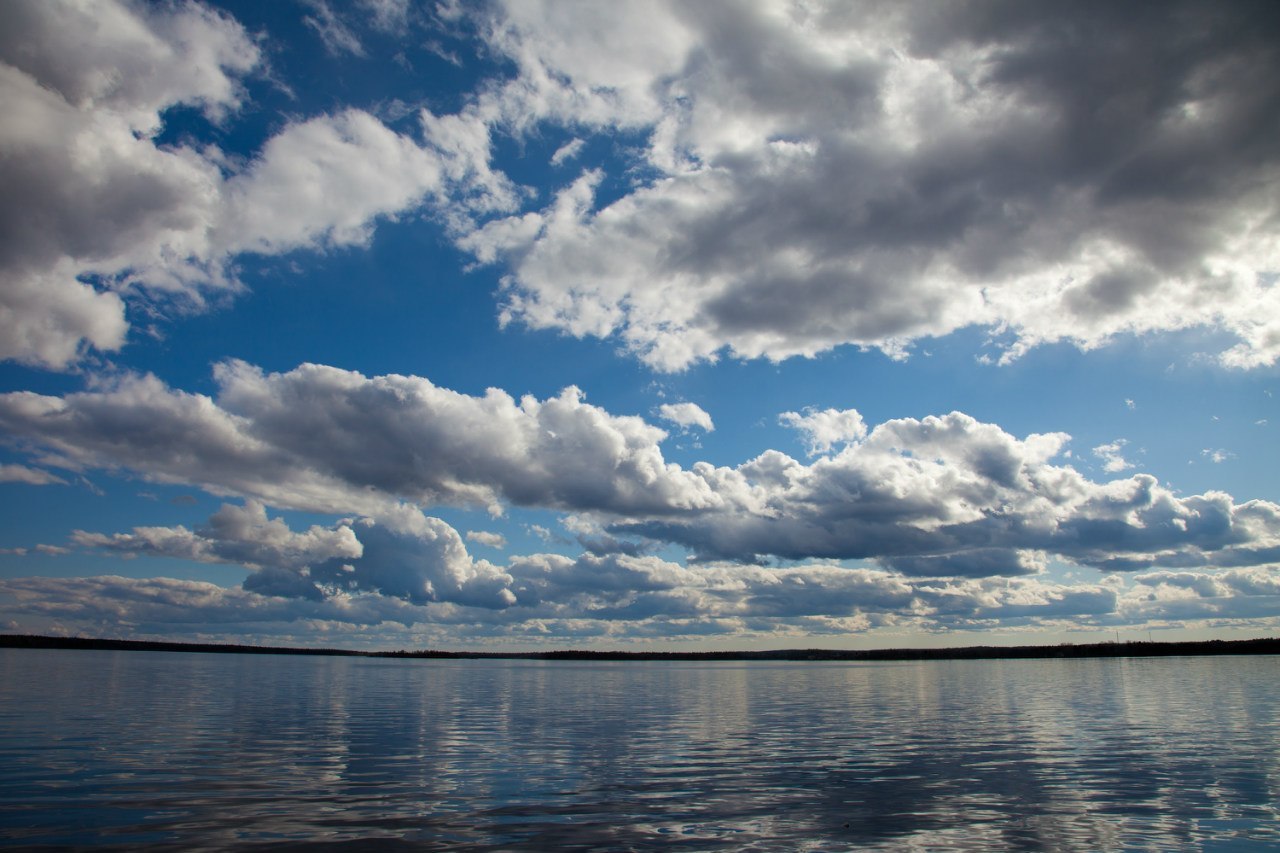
[1,649,1276,850]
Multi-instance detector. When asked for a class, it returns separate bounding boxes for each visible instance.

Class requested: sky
[1,0,1278,651]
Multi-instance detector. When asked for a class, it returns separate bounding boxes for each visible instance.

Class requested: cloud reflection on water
[1,651,1277,850]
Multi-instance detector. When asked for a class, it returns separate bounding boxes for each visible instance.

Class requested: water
[1,650,1277,851]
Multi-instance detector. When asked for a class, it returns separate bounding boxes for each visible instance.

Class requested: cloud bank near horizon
[3,361,1278,587]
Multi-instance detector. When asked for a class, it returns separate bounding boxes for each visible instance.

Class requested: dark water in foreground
[1,650,1277,851]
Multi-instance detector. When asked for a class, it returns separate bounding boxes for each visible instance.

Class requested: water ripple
[1,652,1278,850]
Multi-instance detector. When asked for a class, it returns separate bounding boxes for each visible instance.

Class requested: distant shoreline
[2,634,1277,662]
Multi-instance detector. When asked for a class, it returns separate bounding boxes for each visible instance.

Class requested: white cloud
[550,138,585,166]
[1093,440,1133,473]
[0,1,509,370]
[303,0,366,56]
[466,530,507,549]
[1202,448,1235,464]
[72,503,514,609]
[0,361,719,519]
[11,0,1277,376]
[3,362,1278,578]
[779,407,867,456]
[657,402,714,432]
[1121,567,1280,623]
[73,500,362,572]
[214,110,445,256]
[0,0,257,367]
[361,0,411,34]
[0,550,1128,641]
[456,1,1280,371]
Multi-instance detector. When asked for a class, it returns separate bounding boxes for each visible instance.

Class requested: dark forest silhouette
[3,633,1276,661]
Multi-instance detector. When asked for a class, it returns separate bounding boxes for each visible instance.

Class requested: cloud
[73,500,362,571]
[362,0,411,34]
[0,574,431,634]
[1122,567,1280,623]
[0,0,511,370]
[779,407,867,456]
[11,1,1277,374]
[213,110,446,256]
[880,549,1047,579]
[657,402,714,432]
[0,361,720,520]
[72,502,514,609]
[0,0,257,367]
[550,137,585,166]
[0,550,1129,641]
[3,361,1279,580]
[306,518,515,609]
[0,464,65,485]
[1093,440,1133,473]
[1202,448,1235,464]
[459,0,1280,370]
[466,530,507,549]
[303,0,366,56]
[617,413,1280,572]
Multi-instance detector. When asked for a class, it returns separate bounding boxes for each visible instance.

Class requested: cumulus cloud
[0,0,508,370]
[779,407,867,456]
[3,361,1279,579]
[0,361,719,519]
[0,0,257,367]
[458,0,1280,370]
[10,1,1277,373]
[1121,567,1280,623]
[0,574,430,634]
[657,402,714,432]
[466,530,507,549]
[1093,440,1133,473]
[214,110,446,256]
[73,500,362,571]
[305,518,515,609]
[617,413,1280,573]
[0,550,1129,641]
[72,502,514,609]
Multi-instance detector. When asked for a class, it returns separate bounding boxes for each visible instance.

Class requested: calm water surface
[1,650,1277,850]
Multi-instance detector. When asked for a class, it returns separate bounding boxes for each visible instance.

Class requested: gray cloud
[617,415,1280,572]
[72,502,514,610]
[0,361,719,520]
[8,1,1276,372]
[0,551,1132,641]
[461,0,1280,370]
[0,464,66,486]
[880,549,1046,579]
[73,500,362,571]
[1121,567,1280,623]
[4,363,1279,577]
[0,0,257,367]
[0,0,511,370]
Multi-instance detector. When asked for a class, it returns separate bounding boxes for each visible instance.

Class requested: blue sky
[1,0,1278,650]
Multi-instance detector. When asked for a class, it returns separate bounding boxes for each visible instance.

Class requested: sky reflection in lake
[1,650,1277,850]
